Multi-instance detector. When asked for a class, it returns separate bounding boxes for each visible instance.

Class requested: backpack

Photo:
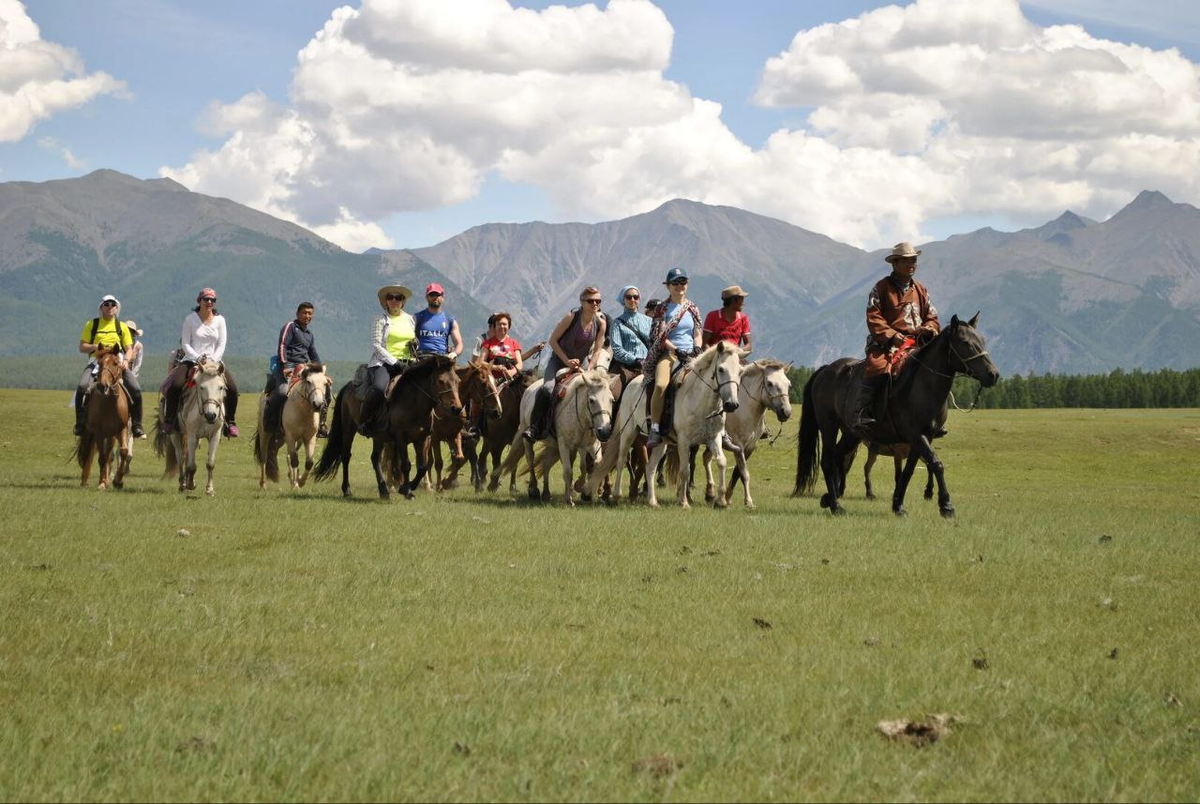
[87,317,126,345]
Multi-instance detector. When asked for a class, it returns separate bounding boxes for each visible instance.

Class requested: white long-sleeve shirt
[181,311,227,363]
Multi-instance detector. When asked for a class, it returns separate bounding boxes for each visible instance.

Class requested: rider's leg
[263,380,288,433]
[853,355,888,431]
[124,372,145,438]
[162,364,190,433]
[647,353,674,448]
[223,368,241,437]
[357,365,389,435]
[524,384,553,441]
[74,365,94,436]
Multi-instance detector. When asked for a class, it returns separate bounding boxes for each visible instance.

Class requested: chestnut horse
[74,346,132,490]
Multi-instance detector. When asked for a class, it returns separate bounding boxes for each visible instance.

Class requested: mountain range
[1,169,1197,375]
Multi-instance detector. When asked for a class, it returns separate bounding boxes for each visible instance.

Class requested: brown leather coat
[864,274,939,377]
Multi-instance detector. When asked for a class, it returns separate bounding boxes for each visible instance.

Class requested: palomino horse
[74,345,132,490]
[482,370,539,494]
[423,361,502,492]
[585,341,748,509]
[494,367,614,506]
[314,356,462,499]
[254,363,331,490]
[698,358,793,508]
[154,358,226,495]
[793,313,999,517]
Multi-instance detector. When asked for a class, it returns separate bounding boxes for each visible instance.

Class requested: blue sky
[3,0,1199,250]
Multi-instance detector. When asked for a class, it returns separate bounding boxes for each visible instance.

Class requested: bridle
[570,376,612,435]
[96,356,123,396]
[909,330,993,412]
[191,367,226,422]
[742,366,789,413]
[687,352,741,420]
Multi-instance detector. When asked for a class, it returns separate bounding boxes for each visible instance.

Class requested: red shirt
[703,309,750,345]
[481,335,521,369]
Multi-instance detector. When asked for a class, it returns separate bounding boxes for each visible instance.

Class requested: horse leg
[675,442,691,510]
[818,425,847,515]
[702,447,716,503]
[864,448,878,500]
[560,441,575,507]
[539,445,556,502]
[924,465,935,500]
[523,437,540,501]
[913,436,952,517]
[645,442,668,509]
[114,431,131,489]
[97,436,111,490]
[893,443,926,517]
[370,437,390,499]
[288,440,301,489]
[731,446,752,508]
[205,434,219,496]
[299,436,315,488]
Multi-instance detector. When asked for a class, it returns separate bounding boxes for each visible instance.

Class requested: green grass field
[1,389,1198,802]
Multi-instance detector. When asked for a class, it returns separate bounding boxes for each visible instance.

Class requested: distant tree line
[784,366,1200,408]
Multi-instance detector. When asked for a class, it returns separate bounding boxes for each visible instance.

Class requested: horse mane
[688,342,723,372]
[753,357,788,371]
[394,355,453,394]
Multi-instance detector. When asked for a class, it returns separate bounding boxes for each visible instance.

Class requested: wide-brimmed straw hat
[885,242,922,263]
[720,285,748,300]
[377,284,413,309]
[124,320,144,336]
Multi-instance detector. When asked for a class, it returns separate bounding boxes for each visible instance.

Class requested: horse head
[694,341,748,413]
[430,355,463,416]
[749,358,794,422]
[580,368,615,442]
[297,363,331,411]
[466,360,503,419]
[94,346,124,396]
[948,312,1000,387]
[194,360,227,424]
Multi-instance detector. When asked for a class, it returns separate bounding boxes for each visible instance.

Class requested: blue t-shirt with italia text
[413,309,456,354]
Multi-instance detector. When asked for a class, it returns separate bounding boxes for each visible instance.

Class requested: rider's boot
[852,376,885,432]
[73,396,86,437]
[130,395,145,439]
[357,388,383,436]
[317,401,330,438]
[646,422,662,450]
[523,385,552,441]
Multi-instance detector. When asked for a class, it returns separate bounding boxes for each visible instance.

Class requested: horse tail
[151,413,168,458]
[253,426,280,483]
[664,448,680,485]
[793,368,821,497]
[72,430,94,470]
[313,382,351,482]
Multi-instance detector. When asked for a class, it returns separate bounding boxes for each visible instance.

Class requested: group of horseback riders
[73,240,938,446]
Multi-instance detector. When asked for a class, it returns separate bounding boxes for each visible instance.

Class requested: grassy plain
[1,389,1197,802]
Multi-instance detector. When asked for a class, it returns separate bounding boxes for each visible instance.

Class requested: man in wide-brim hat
[854,241,940,431]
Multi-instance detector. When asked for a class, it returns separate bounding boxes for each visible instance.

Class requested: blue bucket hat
[664,267,688,284]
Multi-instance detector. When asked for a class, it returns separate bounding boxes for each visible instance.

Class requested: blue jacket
[610,309,652,367]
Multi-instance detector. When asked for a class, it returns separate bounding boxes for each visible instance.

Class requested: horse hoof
[342,490,353,498]
[894,506,907,517]
[712,500,726,510]
[541,491,551,503]
[704,492,715,503]
[580,493,592,503]
[648,501,660,510]
[865,492,876,501]
[940,505,955,519]
[829,505,845,516]
[528,488,539,501]
[819,493,832,509]
[206,489,215,497]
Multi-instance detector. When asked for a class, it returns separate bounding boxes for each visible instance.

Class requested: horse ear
[951,314,960,329]
[968,311,980,328]
[217,363,226,375]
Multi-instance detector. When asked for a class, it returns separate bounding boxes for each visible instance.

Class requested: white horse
[155,359,226,496]
[700,358,793,508]
[585,341,748,509]
[256,363,331,490]
[495,367,614,506]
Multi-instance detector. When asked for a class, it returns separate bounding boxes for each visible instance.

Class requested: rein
[907,334,991,412]
[686,356,738,420]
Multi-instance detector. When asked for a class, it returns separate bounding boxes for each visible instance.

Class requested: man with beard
[413,283,464,360]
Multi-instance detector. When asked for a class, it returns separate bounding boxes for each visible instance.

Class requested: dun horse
[793,313,999,517]
[314,356,462,499]
[254,363,331,490]
[74,345,132,490]
[154,358,227,495]
[423,361,502,492]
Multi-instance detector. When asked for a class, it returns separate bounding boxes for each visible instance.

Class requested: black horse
[314,356,462,499]
[793,313,999,517]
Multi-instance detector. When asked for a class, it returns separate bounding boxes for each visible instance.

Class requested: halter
[687,353,740,420]
[406,362,462,413]
[908,331,993,412]
[741,365,791,443]
[290,371,327,411]
[570,376,612,434]
[97,357,123,396]
[191,367,226,422]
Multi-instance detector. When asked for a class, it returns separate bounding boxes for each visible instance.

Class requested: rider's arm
[588,316,608,365]
[370,315,397,366]
[511,342,524,373]
[181,315,201,362]
[548,313,574,364]
[741,331,753,354]
[691,309,702,352]
[79,339,95,356]
[449,320,463,357]
[212,316,227,362]
[866,283,900,346]
[610,319,636,365]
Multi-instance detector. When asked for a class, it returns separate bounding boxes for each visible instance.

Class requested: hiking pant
[164,362,239,425]
[649,352,679,424]
[76,363,142,426]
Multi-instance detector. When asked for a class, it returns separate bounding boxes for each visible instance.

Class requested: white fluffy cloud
[0,0,126,142]
[162,0,1200,250]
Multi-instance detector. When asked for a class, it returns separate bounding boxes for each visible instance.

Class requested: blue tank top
[663,302,696,354]
[413,309,456,353]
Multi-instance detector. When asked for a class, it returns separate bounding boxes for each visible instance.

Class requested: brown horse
[74,346,132,490]
[483,370,539,494]
[423,361,502,492]
[861,441,934,502]
[314,356,462,499]
[794,313,999,517]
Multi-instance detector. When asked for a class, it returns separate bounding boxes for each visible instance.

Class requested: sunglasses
[624,294,640,300]
[101,301,118,307]
[427,292,444,298]
[669,279,689,286]
[385,294,405,301]
[583,298,602,305]
[200,297,216,303]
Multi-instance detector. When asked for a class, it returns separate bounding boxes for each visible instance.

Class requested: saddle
[643,361,688,434]
[352,364,371,401]
[553,368,582,400]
